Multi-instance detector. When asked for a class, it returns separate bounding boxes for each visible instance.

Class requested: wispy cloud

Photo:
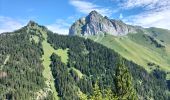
[0,16,27,33]
[119,0,159,9]
[70,0,114,16]
[124,8,170,29]
[47,24,69,35]
[119,0,170,29]
[118,0,170,11]
[70,0,170,30]
[47,19,71,35]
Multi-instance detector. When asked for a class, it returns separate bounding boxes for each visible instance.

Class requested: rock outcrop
[69,10,136,36]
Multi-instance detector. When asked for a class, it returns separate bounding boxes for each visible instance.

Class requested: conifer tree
[89,82,102,100]
[115,57,138,100]
[103,88,118,100]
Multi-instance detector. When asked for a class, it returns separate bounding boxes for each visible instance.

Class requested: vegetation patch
[40,28,69,99]
[30,35,39,43]
[0,28,46,99]
[68,67,84,79]
[56,48,68,64]
[41,31,60,100]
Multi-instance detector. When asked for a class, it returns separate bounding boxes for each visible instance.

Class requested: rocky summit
[69,10,136,36]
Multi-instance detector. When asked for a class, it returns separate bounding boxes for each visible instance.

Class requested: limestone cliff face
[69,11,136,36]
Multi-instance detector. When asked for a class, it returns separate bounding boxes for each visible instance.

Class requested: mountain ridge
[69,10,139,36]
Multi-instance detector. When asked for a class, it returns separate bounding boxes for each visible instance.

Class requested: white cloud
[119,0,158,9]
[0,16,26,33]
[70,0,113,16]
[47,19,70,35]
[47,24,69,35]
[118,0,170,11]
[124,8,170,29]
[119,0,170,30]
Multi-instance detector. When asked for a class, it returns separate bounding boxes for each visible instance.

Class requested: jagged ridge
[69,10,136,36]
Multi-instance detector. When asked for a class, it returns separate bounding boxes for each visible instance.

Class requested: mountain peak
[69,11,136,36]
[90,10,98,14]
[27,20,39,27]
[87,10,103,21]
[26,20,47,30]
[89,10,100,16]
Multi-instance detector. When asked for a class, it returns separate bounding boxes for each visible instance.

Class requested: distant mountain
[69,10,137,36]
[69,11,170,81]
[0,21,169,99]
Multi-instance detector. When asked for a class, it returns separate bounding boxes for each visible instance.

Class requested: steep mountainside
[0,21,169,99]
[69,11,170,80]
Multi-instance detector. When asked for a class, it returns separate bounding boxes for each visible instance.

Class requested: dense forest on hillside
[47,32,169,100]
[0,23,169,100]
[0,27,46,99]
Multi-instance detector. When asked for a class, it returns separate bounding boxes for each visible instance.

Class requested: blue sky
[0,0,170,35]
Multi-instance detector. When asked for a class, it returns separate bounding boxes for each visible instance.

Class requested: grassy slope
[41,32,87,99]
[147,28,170,58]
[88,34,170,76]
[147,28,170,79]
[55,48,69,64]
[147,27,170,44]
[127,32,170,67]
[40,30,68,99]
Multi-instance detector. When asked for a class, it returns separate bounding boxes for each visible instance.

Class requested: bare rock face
[69,10,136,36]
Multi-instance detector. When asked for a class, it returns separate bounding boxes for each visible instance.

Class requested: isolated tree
[103,88,118,100]
[115,57,138,100]
[89,82,103,100]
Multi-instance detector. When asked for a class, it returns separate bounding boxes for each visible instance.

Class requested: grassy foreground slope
[88,32,170,77]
